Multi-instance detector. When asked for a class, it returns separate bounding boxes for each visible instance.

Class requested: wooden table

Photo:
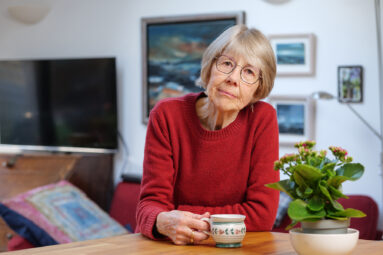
[3,232,383,255]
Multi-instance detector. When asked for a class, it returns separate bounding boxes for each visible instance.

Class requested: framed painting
[338,65,363,103]
[268,34,316,76]
[267,95,315,146]
[141,12,245,123]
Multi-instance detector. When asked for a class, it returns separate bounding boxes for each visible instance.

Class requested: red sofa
[109,174,141,232]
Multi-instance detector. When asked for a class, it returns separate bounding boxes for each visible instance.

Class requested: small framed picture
[338,66,363,103]
[268,34,316,76]
[267,95,315,146]
[141,12,245,124]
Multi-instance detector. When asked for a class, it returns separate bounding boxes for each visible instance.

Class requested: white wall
[0,0,382,229]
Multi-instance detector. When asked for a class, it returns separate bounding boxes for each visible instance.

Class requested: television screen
[0,57,118,153]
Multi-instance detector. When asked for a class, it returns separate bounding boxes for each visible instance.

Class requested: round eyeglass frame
[214,55,262,85]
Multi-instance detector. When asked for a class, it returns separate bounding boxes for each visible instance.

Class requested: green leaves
[307,196,324,212]
[264,141,366,228]
[330,200,344,211]
[321,162,336,177]
[318,180,332,202]
[294,164,324,184]
[336,163,364,180]
[293,170,307,188]
[328,208,366,219]
[265,180,295,198]
[308,156,322,168]
[328,163,364,188]
[328,185,348,200]
[287,199,326,222]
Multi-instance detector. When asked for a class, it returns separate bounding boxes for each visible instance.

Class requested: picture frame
[267,95,315,146]
[337,65,363,103]
[141,12,245,124]
[268,34,316,76]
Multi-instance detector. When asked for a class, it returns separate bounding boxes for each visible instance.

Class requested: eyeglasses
[215,55,262,85]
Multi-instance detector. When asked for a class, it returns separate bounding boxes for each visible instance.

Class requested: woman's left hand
[156,210,210,245]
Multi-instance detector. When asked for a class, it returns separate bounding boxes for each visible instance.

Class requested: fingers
[201,212,210,218]
[182,211,210,231]
[184,212,210,232]
[188,217,210,232]
[156,210,211,245]
[191,229,209,244]
[172,228,194,245]
[185,211,210,220]
[173,228,208,245]
[183,212,210,244]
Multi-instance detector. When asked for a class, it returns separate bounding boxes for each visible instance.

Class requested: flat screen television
[0,57,118,153]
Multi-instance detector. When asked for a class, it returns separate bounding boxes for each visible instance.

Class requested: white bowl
[289,228,359,255]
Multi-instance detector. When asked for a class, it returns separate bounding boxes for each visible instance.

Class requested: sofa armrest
[109,180,141,232]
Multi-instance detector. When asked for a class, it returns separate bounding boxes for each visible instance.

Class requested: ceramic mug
[202,214,246,248]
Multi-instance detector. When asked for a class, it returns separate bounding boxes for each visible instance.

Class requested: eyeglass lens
[216,55,260,84]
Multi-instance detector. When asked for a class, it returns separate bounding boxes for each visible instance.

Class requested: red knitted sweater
[136,92,280,239]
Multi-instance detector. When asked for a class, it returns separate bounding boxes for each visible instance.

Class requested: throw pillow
[0,180,128,247]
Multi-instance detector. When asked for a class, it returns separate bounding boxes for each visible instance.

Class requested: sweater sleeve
[136,110,176,239]
[177,108,280,231]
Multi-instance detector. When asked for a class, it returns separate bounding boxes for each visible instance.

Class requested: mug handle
[201,217,211,235]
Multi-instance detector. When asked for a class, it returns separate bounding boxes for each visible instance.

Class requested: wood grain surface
[2,231,382,255]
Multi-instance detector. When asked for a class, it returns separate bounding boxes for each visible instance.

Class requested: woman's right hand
[156,210,210,245]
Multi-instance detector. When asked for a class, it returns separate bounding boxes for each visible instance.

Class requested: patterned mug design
[212,226,246,235]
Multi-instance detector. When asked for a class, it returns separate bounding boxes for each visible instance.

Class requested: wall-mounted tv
[0,57,118,153]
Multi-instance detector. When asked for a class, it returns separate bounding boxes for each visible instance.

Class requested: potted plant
[266,140,366,234]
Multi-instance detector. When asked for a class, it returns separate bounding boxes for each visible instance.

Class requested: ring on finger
[190,230,195,244]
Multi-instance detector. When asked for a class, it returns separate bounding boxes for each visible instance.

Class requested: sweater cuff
[144,207,167,240]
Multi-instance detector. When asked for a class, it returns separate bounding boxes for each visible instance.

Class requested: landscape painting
[267,95,315,146]
[141,12,245,123]
[276,43,305,65]
[276,103,305,135]
[269,34,315,76]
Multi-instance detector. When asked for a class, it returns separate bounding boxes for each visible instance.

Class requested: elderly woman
[136,24,279,245]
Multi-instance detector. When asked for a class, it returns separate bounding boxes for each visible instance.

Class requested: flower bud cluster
[274,140,355,174]
[298,147,313,157]
[294,140,316,149]
[273,153,299,171]
[329,146,353,163]
[280,153,299,163]
[274,160,283,170]
[319,150,327,157]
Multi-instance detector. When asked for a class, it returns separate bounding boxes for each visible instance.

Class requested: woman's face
[206,51,261,113]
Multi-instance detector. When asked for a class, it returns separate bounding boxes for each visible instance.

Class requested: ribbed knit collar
[184,92,247,140]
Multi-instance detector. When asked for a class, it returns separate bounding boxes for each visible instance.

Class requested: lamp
[311,91,382,141]
[8,3,51,25]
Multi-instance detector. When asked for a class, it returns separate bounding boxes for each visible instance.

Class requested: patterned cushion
[0,180,128,247]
